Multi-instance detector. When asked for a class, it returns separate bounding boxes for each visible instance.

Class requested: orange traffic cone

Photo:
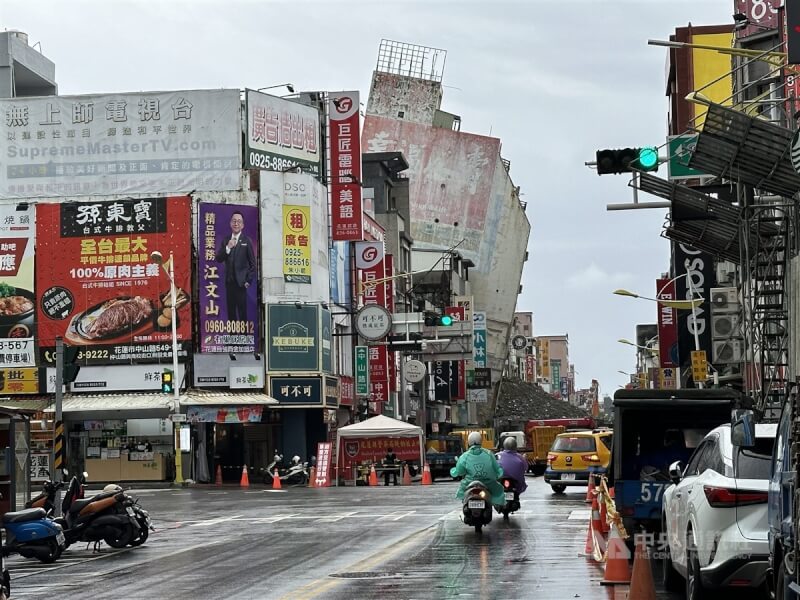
[402,465,412,486]
[369,465,378,486]
[421,463,432,485]
[240,465,250,488]
[215,465,223,487]
[584,491,607,561]
[272,468,282,490]
[600,520,632,585]
[628,534,657,600]
[308,466,316,488]
[584,474,596,503]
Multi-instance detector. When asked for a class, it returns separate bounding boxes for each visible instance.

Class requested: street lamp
[150,250,183,485]
[617,338,659,353]
[256,83,295,93]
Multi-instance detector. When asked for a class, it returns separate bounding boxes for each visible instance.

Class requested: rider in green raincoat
[450,432,506,506]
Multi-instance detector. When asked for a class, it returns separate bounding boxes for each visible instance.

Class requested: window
[552,436,596,453]
[734,437,775,480]
[599,434,612,452]
[685,441,710,477]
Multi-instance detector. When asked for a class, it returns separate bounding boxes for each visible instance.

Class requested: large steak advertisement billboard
[36,196,192,365]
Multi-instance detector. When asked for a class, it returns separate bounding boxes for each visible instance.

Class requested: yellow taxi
[544,429,612,494]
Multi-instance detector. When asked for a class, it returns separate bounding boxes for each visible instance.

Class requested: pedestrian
[383,447,398,486]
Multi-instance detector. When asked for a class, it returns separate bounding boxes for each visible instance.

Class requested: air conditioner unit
[716,262,737,286]
[712,314,742,339]
[711,287,739,314]
[713,339,744,364]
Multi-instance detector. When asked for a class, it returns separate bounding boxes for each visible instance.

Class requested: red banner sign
[315,442,332,487]
[339,436,420,467]
[329,91,363,241]
[36,196,192,365]
[525,355,535,382]
[656,278,679,369]
[356,241,389,402]
[339,376,354,406]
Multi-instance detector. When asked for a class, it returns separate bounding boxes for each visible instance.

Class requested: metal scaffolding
[375,40,447,82]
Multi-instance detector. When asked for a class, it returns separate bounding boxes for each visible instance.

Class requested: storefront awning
[0,397,52,413]
[181,389,278,406]
[44,393,174,420]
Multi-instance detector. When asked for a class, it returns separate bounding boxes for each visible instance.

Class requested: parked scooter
[497,476,521,520]
[55,472,140,549]
[262,455,309,485]
[102,484,154,546]
[1,505,65,563]
[25,475,64,516]
[461,481,493,533]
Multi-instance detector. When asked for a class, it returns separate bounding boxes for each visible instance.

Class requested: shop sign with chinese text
[36,197,192,365]
[315,441,332,487]
[282,205,311,283]
[270,376,322,405]
[355,346,369,396]
[1,90,241,198]
[198,203,259,354]
[245,90,320,174]
[186,405,263,423]
[329,91,363,241]
[0,204,35,367]
[267,304,319,371]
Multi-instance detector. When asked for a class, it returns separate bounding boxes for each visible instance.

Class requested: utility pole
[53,337,65,517]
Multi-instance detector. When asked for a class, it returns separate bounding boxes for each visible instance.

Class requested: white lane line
[207,491,228,495]
[377,510,417,521]
[189,514,244,527]
[315,511,359,523]
[568,509,591,520]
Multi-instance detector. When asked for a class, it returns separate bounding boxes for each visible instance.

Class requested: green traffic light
[638,147,658,170]
[440,315,453,326]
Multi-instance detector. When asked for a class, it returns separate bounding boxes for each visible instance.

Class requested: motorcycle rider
[450,432,506,506]
[497,436,528,494]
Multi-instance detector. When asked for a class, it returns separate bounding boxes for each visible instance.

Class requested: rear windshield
[734,437,774,480]
[552,436,596,452]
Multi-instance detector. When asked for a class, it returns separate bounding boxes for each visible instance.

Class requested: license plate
[562,473,576,481]
[56,532,65,546]
[126,506,135,516]
[505,492,514,501]
[468,500,484,509]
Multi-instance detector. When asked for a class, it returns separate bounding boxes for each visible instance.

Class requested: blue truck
[611,388,740,539]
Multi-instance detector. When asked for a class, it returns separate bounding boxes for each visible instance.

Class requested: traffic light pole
[168,252,183,485]
[53,337,64,516]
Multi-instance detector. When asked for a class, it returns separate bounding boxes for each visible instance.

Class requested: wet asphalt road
[7,476,686,600]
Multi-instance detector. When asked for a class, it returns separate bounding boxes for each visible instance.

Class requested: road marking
[316,511,359,523]
[206,491,228,495]
[568,509,591,520]
[188,514,243,527]
[232,514,300,524]
[10,548,134,579]
[378,510,417,521]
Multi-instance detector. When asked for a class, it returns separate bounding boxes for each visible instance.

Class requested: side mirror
[668,460,684,484]
[731,409,756,448]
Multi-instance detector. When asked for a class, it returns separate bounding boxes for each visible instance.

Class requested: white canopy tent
[335,415,424,486]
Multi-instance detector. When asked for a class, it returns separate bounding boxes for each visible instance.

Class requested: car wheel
[550,484,566,494]
[685,529,705,600]
[660,518,681,592]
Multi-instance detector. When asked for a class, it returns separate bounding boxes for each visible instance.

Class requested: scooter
[497,476,521,520]
[262,456,309,485]
[101,484,154,546]
[1,506,65,563]
[461,481,493,533]
[55,473,140,550]
[25,476,64,516]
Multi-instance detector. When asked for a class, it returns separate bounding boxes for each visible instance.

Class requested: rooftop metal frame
[375,40,447,82]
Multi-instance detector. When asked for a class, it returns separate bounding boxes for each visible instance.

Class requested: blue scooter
[2,507,65,563]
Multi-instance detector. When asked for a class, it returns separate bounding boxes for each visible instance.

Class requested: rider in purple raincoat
[497,436,528,494]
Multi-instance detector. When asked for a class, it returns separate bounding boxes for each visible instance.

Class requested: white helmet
[467,432,482,447]
[292,455,301,465]
[503,436,518,451]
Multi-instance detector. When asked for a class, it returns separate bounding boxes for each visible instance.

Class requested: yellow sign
[282,205,311,284]
[691,350,708,382]
[637,372,647,389]
[539,339,550,378]
[0,368,39,394]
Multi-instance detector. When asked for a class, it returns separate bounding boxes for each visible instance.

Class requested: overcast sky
[4,0,733,394]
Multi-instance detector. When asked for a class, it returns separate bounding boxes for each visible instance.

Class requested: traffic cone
[215,465,222,487]
[369,465,378,486]
[598,488,610,534]
[308,466,316,488]
[272,468,282,490]
[402,465,412,486]
[584,474,596,503]
[240,465,250,488]
[627,534,657,600]
[584,492,607,561]
[421,463,432,485]
[600,520,632,585]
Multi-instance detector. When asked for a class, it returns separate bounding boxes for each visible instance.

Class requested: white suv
[661,422,776,599]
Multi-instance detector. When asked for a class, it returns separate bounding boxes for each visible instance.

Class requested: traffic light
[162,369,174,394]
[424,312,454,327]
[595,147,659,175]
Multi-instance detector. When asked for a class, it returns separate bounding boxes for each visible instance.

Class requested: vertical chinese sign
[0,205,36,368]
[328,91,363,241]
[445,306,466,401]
[470,311,488,402]
[385,254,397,393]
[36,197,192,365]
[656,278,679,370]
[282,205,312,283]
[315,441,332,487]
[198,204,259,354]
[355,241,388,405]
[355,346,369,396]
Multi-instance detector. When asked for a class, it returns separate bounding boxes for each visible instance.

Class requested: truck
[524,425,566,475]
[451,427,495,451]
[611,388,740,539]
[425,434,464,481]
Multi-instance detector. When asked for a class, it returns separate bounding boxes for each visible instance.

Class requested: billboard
[1,89,241,198]
[656,278,679,369]
[355,241,389,401]
[0,205,36,367]
[198,204,259,354]
[329,91,364,241]
[36,197,192,365]
[244,90,321,174]
[282,205,311,283]
[267,304,319,372]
